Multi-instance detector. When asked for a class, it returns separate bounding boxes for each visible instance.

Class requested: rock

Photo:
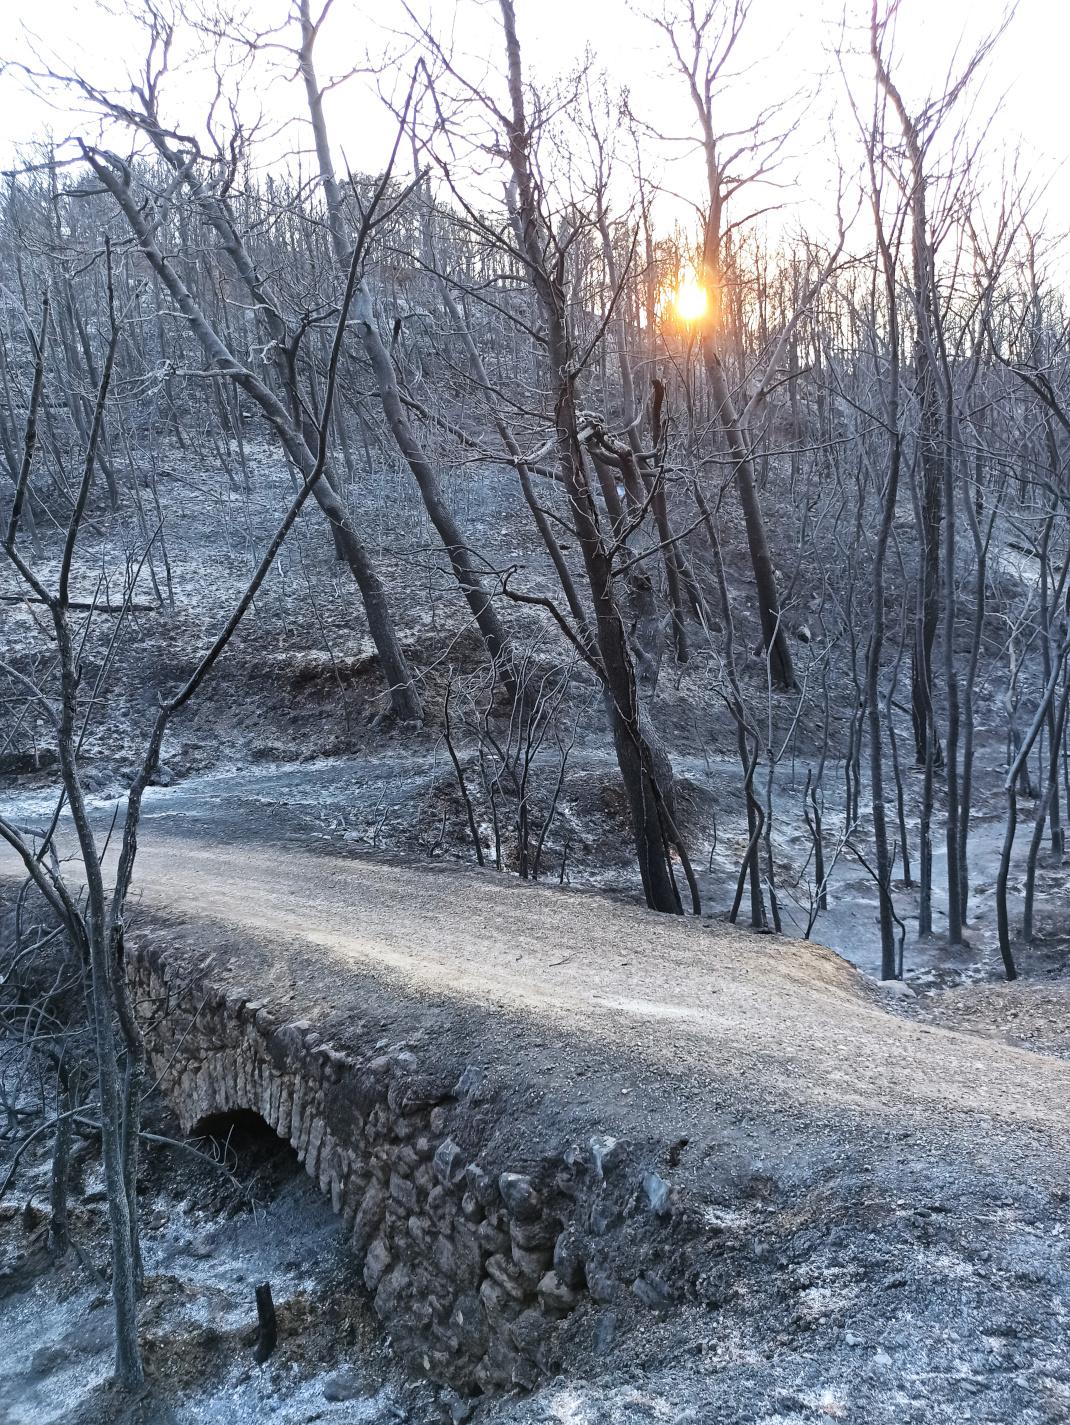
[441,1388,475,1423]
[460,1191,483,1224]
[632,1273,672,1309]
[511,1351,540,1390]
[873,978,917,999]
[485,1253,530,1301]
[845,1330,863,1347]
[352,1180,385,1252]
[593,1312,618,1356]
[510,1216,556,1251]
[480,1335,524,1389]
[587,1265,618,1303]
[28,1345,65,1377]
[451,1292,490,1356]
[363,1236,392,1292]
[407,1214,431,1251]
[426,1185,456,1232]
[389,1172,417,1212]
[590,1203,621,1236]
[509,1307,548,1359]
[477,1219,511,1256]
[394,1145,419,1173]
[498,1173,541,1221]
[511,1241,552,1283]
[589,1134,625,1179]
[479,1278,522,1330]
[375,1264,413,1318]
[553,1226,586,1290]
[642,1171,671,1216]
[429,1232,474,1289]
[466,1163,497,1207]
[453,1066,487,1104]
[434,1138,466,1187]
[323,1369,365,1402]
[554,1163,583,1197]
[537,1270,579,1313]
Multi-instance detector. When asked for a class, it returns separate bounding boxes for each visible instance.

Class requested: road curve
[107,822,1070,1179]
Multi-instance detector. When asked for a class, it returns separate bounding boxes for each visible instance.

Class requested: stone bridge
[127,926,685,1405]
[110,834,1070,1416]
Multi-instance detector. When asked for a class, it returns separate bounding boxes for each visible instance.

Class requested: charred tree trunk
[498,0,693,915]
[298,0,511,677]
[82,148,422,722]
[702,347,796,689]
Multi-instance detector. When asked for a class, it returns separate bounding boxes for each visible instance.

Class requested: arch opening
[191,1107,302,1197]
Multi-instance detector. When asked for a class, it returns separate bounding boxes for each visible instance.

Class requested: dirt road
[109,821,1070,1178]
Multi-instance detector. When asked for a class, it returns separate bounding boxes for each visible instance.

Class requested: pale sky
[1,0,1066,243]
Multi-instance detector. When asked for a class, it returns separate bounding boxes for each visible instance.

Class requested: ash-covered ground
[2,1002,1068,1425]
[3,440,1066,983]
[3,443,1070,1424]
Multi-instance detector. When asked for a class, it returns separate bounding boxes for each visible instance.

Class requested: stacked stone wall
[128,944,678,1409]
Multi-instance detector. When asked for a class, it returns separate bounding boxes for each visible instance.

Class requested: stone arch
[127,943,660,1402]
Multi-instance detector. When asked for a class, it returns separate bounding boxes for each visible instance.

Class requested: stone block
[498,1173,541,1221]
[389,1171,417,1212]
[425,1184,456,1232]
[434,1138,467,1187]
[485,1253,530,1302]
[352,1180,386,1252]
[450,1292,489,1357]
[465,1163,496,1207]
[364,1235,392,1291]
[512,1241,553,1284]
[537,1270,579,1314]
[552,1225,586,1290]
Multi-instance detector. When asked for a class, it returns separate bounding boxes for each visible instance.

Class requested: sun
[672,273,709,323]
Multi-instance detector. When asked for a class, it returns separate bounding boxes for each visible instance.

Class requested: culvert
[127,938,686,1406]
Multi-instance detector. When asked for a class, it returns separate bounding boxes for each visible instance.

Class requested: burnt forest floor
[2,437,1066,988]
[3,440,1070,1423]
